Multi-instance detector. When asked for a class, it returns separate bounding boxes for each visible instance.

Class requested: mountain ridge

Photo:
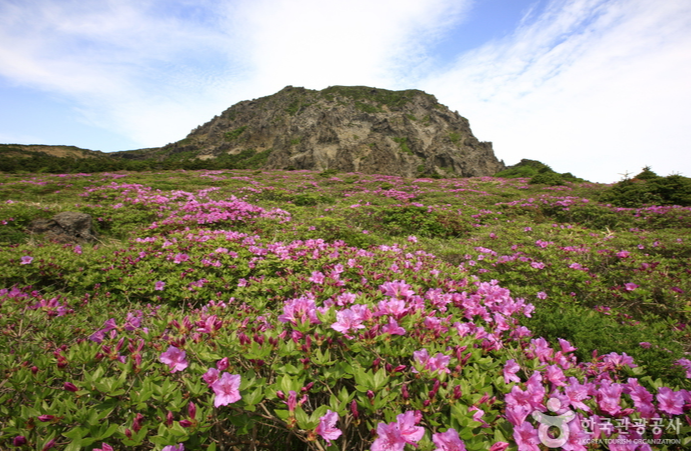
[112,85,506,177]
[2,85,506,177]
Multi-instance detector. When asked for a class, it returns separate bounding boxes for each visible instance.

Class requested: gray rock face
[29,212,97,243]
[159,85,505,177]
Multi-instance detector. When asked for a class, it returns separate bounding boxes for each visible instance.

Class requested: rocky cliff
[143,86,504,177]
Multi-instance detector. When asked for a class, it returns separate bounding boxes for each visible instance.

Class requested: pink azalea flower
[675,358,691,378]
[564,377,591,412]
[503,359,521,384]
[657,387,684,415]
[211,372,242,407]
[489,443,509,451]
[382,317,406,335]
[93,444,113,451]
[154,281,166,291]
[278,296,320,325]
[396,411,425,444]
[625,378,656,418]
[20,256,33,265]
[624,283,639,291]
[513,421,541,451]
[159,346,188,373]
[380,280,415,299]
[545,364,566,387]
[597,380,623,416]
[202,367,219,386]
[432,428,467,451]
[162,444,184,451]
[309,271,325,284]
[331,308,366,337]
[536,291,547,299]
[372,422,406,451]
[173,253,189,264]
[315,410,342,445]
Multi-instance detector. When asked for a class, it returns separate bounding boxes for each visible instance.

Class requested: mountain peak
[130,85,505,177]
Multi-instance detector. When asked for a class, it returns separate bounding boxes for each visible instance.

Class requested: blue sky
[1,0,690,183]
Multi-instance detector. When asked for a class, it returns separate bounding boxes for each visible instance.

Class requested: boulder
[28,212,97,243]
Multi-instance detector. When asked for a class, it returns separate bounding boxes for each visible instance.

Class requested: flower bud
[188,402,197,419]
[216,357,229,371]
[350,400,359,419]
[179,419,194,428]
[13,436,27,446]
[63,382,78,392]
[132,413,144,432]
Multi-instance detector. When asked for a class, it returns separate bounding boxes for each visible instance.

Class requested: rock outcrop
[28,212,98,244]
[153,86,505,177]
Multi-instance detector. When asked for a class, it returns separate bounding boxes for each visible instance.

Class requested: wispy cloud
[420,0,691,181]
[0,0,470,148]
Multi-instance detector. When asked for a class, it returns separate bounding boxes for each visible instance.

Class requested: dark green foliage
[392,137,413,155]
[376,206,469,238]
[495,159,551,178]
[529,171,566,186]
[524,303,687,386]
[496,159,585,184]
[318,168,339,178]
[321,86,433,111]
[354,101,381,114]
[293,192,335,206]
[224,126,247,141]
[600,168,691,207]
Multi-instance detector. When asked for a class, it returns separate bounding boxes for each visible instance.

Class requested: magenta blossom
[396,411,425,445]
[162,444,184,451]
[372,422,405,451]
[278,295,320,325]
[315,410,342,445]
[93,444,114,451]
[172,253,189,264]
[432,428,467,451]
[382,317,406,335]
[372,411,424,451]
[159,346,188,373]
[412,349,450,374]
[211,372,242,407]
[202,367,219,386]
[154,281,165,291]
[657,387,684,415]
[503,359,521,384]
[331,308,366,337]
[512,421,540,451]
[624,283,639,291]
[674,358,691,378]
[20,256,33,264]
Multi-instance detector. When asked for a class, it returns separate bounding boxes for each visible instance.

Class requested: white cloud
[420,0,691,182]
[0,0,471,149]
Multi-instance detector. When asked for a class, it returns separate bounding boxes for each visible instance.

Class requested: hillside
[1,168,690,450]
[113,85,505,177]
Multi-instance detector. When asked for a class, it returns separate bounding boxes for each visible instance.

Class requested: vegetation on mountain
[0,168,689,450]
[600,167,691,207]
